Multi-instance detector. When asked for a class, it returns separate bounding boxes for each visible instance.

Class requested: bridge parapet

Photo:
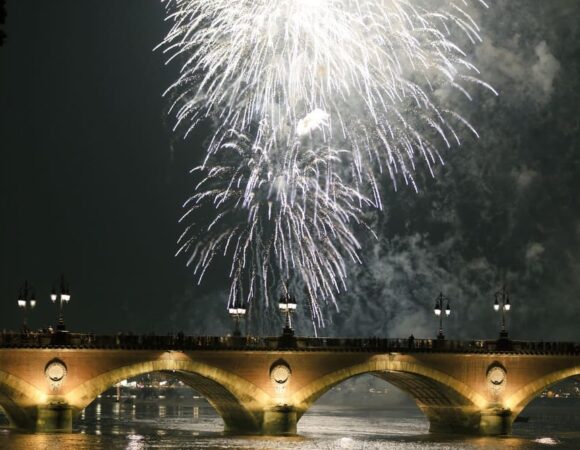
[1,331,579,355]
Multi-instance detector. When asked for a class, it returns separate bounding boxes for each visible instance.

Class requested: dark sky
[0,0,195,333]
[1,1,579,340]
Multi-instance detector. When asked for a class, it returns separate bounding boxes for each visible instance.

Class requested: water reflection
[0,399,579,450]
[0,432,96,450]
[126,433,144,450]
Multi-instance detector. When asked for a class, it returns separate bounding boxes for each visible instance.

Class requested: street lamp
[51,275,71,331]
[494,285,511,339]
[17,281,36,331]
[228,301,246,337]
[278,287,297,337]
[433,292,451,340]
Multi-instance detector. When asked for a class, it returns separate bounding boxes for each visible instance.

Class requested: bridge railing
[0,330,579,354]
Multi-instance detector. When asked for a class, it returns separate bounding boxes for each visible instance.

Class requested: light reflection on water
[0,400,579,450]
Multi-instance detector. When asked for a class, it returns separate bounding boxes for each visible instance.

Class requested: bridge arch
[292,358,488,433]
[65,358,272,433]
[0,369,47,428]
[506,365,580,415]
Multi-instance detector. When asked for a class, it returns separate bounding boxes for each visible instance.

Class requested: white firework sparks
[160,0,495,324]
[177,126,372,325]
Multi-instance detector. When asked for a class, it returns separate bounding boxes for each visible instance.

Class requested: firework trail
[176,125,372,324]
[160,0,496,325]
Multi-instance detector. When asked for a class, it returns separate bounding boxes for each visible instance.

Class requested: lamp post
[494,285,511,339]
[17,281,36,331]
[228,301,246,337]
[433,292,451,340]
[278,287,297,337]
[51,275,71,331]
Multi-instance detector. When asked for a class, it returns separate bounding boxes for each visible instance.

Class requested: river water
[1,399,579,450]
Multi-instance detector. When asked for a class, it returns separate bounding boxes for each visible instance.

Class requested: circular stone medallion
[269,359,292,393]
[486,363,507,393]
[271,364,291,384]
[45,359,67,390]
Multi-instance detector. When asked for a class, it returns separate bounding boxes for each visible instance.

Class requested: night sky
[1,1,579,341]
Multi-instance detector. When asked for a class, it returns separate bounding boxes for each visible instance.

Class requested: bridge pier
[423,406,514,436]
[422,406,481,434]
[0,402,73,433]
[35,403,74,432]
[221,407,297,436]
[261,406,297,435]
[479,409,514,435]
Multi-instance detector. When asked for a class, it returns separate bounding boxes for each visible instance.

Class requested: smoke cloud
[166,1,580,344]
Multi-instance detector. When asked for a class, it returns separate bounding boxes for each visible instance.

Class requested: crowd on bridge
[0,329,579,354]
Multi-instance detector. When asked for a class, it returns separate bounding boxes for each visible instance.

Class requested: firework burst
[160,0,495,324]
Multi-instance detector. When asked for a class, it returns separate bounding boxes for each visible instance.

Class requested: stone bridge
[0,332,579,436]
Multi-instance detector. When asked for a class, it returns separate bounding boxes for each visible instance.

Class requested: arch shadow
[292,358,487,433]
[64,358,271,434]
[0,369,47,429]
[507,365,580,416]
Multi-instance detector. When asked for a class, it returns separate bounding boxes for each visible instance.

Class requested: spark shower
[159,0,495,327]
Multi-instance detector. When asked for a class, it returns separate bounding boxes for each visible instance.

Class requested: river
[1,398,579,449]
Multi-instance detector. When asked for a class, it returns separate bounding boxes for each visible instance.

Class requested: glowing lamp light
[52,275,72,330]
[433,292,451,340]
[434,303,441,316]
[279,288,297,336]
[279,297,297,311]
[228,302,246,336]
[494,286,512,339]
[17,281,37,329]
[228,306,246,316]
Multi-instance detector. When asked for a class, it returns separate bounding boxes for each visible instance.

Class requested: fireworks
[176,127,371,324]
[160,0,495,325]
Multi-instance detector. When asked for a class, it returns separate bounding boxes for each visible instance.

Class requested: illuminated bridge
[0,331,579,436]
